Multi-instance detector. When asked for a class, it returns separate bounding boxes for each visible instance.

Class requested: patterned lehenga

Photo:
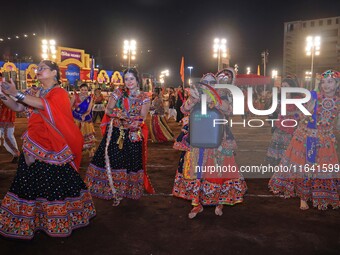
[72,93,96,155]
[85,88,154,202]
[149,96,174,142]
[266,104,299,165]
[172,90,247,206]
[0,88,96,239]
[269,92,340,209]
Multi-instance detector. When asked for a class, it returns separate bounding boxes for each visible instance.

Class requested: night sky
[1,0,340,84]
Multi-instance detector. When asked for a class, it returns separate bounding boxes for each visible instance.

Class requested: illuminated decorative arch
[97,70,109,83]
[25,64,38,81]
[111,71,123,85]
[2,62,17,72]
[59,58,83,68]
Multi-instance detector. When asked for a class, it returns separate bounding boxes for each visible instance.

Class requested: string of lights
[0,32,37,42]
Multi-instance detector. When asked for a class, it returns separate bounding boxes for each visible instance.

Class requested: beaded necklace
[129,88,140,97]
[39,84,58,98]
[316,93,337,127]
[122,89,141,117]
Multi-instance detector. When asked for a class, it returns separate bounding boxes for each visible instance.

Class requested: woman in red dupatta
[0,60,96,239]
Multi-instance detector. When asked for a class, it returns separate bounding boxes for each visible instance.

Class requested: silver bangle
[15,91,26,101]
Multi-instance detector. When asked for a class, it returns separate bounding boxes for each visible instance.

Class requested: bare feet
[300,200,309,210]
[317,205,327,210]
[188,204,203,219]
[215,205,224,216]
[112,197,122,206]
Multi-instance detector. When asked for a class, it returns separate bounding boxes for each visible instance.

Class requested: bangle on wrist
[15,91,26,101]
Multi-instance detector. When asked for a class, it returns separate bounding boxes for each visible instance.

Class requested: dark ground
[0,116,339,255]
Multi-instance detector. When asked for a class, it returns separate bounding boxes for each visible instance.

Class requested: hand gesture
[0,78,18,97]
[189,84,200,100]
[129,119,142,131]
[0,84,8,100]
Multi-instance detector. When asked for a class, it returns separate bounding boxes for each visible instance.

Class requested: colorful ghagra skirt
[0,154,96,239]
[172,150,247,206]
[266,128,293,166]
[149,114,174,142]
[74,119,96,155]
[85,126,144,200]
[268,128,340,210]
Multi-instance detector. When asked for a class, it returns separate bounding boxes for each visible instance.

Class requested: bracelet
[15,91,26,101]
[0,94,8,100]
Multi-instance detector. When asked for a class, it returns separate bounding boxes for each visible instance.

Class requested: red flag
[180,56,184,83]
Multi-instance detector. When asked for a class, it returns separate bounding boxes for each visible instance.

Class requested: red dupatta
[23,88,83,171]
[141,122,155,194]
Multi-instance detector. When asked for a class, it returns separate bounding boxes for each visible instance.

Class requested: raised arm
[0,91,26,112]
[1,78,44,110]
[181,85,200,113]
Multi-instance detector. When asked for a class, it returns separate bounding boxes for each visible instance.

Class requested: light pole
[123,40,137,68]
[161,70,169,77]
[271,69,278,79]
[159,74,164,85]
[234,64,239,74]
[213,38,227,71]
[305,71,312,80]
[14,54,22,90]
[247,67,251,75]
[305,36,320,88]
[187,66,193,85]
[160,69,169,86]
[305,71,312,89]
[271,69,278,91]
[261,50,269,76]
[41,39,57,60]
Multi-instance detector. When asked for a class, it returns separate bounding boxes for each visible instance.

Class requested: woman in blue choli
[71,83,96,157]
[73,96,93,121]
